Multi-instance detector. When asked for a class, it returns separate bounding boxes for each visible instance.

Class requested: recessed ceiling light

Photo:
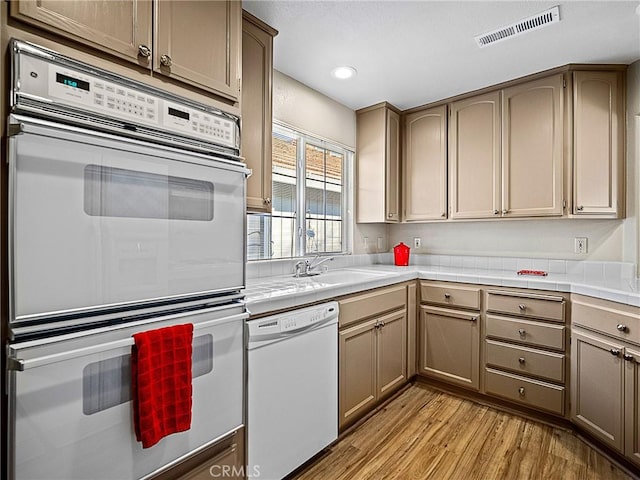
[331,66,357,79]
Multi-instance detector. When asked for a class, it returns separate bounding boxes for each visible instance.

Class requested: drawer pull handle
[444,293,451,300]
[518,304,527,311]
[380,321,385,327]
[610,349,621,357]
[518,357,526,365]
[518,328,526,337]
[624,353,634,362]
[470,316,478,322]
[518,387,525,396]
[616,324,628,333]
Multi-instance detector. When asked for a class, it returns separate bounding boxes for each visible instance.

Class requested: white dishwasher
[246,301,338,480]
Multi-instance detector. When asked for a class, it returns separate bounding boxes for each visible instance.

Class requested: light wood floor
[293,384,635,480]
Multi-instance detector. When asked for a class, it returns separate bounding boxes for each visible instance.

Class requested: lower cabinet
[419,305,480,390]
[338,293,408,430]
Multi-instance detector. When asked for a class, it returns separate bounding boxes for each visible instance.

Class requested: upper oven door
[9,115,248,324]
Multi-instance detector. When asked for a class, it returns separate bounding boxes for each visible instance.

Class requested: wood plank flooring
[293,384,634,480]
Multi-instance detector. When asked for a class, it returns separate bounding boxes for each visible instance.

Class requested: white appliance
[6,40,249,480]
[246,302,339,480]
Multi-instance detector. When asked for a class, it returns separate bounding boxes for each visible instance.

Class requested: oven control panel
[13,43,238,150]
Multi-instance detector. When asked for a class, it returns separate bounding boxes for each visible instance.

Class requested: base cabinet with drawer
[484,289,568,416]
[338,284,408,429]
[418,282,481,391]
[571,295,640,467]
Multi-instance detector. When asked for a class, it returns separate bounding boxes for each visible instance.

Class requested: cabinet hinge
[238,78,241,92]
[563,77,566,88]
[563,200,566,210]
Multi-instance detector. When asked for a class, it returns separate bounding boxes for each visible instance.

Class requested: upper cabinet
[501,74,565,218]
[403,105,447,221]
[449,91,501,219]
[10,0,242,102]
[241,12,278,213]
[572,70,625,218]
[154,1,241,101]
[9,0,152,65]
[356,103,401,223]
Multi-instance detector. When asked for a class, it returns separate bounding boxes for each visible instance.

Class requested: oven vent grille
[475,6,560,48]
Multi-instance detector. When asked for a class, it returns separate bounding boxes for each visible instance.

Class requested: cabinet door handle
[160,54,173,67]
[470,316,478,322]
[444,293,451,300]
[610,349,621,357]
[502,209,509,215]
[577,205,584,211]
[518,328,526,337]
[264,197,272,205]
[518,357,526,365]
[441,212,446,217]
[493,209,499,215]
[518,304,527,311]
[138,45,152,58]
[380,321,385,328]
[616,324,628,333]
[624,353,634,362]
[518,387,525,396]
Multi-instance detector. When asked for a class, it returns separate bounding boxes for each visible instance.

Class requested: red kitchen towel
[131,323,194,448]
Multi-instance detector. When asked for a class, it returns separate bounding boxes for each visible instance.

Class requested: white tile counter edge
[244,264,640,316]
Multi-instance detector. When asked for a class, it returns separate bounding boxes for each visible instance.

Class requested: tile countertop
[244,264,640,316]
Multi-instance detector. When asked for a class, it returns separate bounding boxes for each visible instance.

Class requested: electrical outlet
[413,237,422,249]
[574,237,588,254]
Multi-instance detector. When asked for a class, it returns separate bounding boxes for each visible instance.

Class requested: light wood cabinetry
[501,74,565,217]
[338,284,408,429]
[356,103,401,223]
[242,12,277,212]
[449,91,501,219]
[572,70,625,217]
[418,282,481,391]
[407,282,417,379]
[10,0,241,102]
[403,105,447,221]
[571,294,640,466]
[484,289,568,416]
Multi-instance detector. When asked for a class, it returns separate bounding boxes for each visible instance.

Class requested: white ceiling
[243,1,640,111]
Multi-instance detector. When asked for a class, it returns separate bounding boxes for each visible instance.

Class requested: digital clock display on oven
[56,73,90,92]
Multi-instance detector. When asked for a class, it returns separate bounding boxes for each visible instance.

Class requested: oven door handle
[8,312,249,371]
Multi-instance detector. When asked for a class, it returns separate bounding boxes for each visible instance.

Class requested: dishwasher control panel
[248,302,339,343]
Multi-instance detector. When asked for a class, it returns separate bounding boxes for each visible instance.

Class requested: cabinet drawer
[420,282,481,310]
[485,368,565,415]
[485,340,565,383]
[572,296,640,345]
[485,315,565,351]
[487,290,565,322]
[339,284,406,328]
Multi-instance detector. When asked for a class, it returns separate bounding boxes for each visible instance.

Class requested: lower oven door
[7,304,246,480]
[9,115,248,324]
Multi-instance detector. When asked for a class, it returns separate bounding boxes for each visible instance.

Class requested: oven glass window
[82,334,213,415]
[84,165,214,221]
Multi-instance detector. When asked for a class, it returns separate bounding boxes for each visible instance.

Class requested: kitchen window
[247,124,353,260]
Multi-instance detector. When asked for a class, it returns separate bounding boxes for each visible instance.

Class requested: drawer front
[339,284,406,328]
[485,315,565,351]
[572,297,640,345]
[420,282,481,310]
[485,368,565,415]
[485,339,565,383]
[487,291,565,322]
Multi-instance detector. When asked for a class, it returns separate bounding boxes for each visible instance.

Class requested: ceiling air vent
[475,6,560,48]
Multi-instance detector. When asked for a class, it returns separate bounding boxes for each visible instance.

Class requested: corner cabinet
[356,103,401,223]
[241,12,278,212]
[10,0,242,102]
[403,105,448,221]
[572,70,625,218]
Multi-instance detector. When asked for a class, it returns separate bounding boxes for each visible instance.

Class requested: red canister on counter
[393,242,410,266]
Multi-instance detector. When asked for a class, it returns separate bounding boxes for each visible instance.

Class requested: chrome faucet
[293,255,334,277]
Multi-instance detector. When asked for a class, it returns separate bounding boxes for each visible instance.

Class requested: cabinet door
[403,106,447,221]
[242,14,276,212]
[386,109,401,222]
[449,92,501,219]
[10,0,152,65]
[573,71,624,217]
[571,330,624,452]
[419,306,480,391]
[339,319,378,429]
[625,346,640,467]
[502,74,564,217]
[155,0,241,101]
[407,282,417,379]
[377,310,407,399]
